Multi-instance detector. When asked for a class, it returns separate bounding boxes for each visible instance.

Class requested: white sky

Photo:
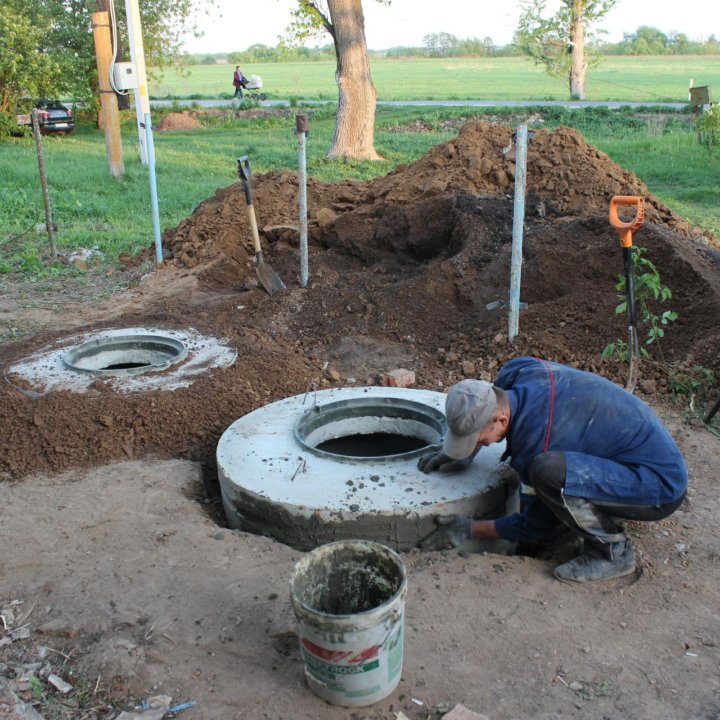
[184,0,719,54]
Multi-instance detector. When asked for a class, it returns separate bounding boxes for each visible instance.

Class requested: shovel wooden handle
[237,156,262,255]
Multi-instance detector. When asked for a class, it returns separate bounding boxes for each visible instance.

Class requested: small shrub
[601,247,678,363]
[696,103,720,157]
[0,111,24,139]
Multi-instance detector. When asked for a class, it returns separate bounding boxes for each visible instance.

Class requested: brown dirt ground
[156,113,203,131]
[1,119,720,720]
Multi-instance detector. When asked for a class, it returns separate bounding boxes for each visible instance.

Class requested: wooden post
[31,109,58,263]
[91,11,124,177]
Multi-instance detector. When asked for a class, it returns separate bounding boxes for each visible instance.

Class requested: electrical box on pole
[113,62,138,91]
[124,0,150,164]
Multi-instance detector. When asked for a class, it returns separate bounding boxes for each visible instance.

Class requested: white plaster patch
[6,327,237,394]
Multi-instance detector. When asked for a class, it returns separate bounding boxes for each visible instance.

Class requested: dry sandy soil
[1,119,720,720]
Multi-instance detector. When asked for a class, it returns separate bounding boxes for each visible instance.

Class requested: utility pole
[91,11,124,177]
[97,0,131,110]
[125,0,151,164]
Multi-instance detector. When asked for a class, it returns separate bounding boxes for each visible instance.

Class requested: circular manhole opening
[62,333,188,377]
[294,396,446,462]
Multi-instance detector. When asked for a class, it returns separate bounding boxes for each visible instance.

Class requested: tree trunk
[326,0,381,160]
[568,0,587,99]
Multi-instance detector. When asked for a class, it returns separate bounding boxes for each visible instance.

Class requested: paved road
[151,98,687,110]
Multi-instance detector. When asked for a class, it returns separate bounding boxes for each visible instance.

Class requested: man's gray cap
[442,380,497,460]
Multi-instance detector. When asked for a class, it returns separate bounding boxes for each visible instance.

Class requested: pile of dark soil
[1,119,719,480]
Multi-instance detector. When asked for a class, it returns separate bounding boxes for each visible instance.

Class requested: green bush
[696,104,720,157]
[0,111,24,139]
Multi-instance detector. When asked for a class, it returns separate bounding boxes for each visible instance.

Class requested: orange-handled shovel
[609,195,645,392]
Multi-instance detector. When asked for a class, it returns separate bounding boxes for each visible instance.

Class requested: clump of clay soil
[1,119,719,480]
[156,112,202,131]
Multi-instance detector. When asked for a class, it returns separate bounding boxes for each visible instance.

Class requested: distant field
[153,56,720,102]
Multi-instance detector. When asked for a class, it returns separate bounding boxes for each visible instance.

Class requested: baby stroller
[244,75,267,101]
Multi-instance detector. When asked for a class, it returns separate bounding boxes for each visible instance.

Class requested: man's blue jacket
[492,357,688,542]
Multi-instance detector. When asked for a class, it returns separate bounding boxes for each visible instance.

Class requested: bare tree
[287,0,384,160]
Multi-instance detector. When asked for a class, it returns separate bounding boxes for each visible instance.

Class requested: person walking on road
[233,66,247,99]
[417,356,688,584]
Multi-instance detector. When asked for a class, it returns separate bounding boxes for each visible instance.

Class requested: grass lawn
[153,56,720,103]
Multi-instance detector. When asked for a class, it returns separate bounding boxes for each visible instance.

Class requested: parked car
[16,99,75,135]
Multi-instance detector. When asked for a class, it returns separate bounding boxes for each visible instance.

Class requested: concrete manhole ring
[217,386,518,551]
[62,333,188,377]
[5,327,237,394]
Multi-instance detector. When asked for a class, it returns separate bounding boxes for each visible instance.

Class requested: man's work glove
[419,515,473,551]
[417,445,473,474]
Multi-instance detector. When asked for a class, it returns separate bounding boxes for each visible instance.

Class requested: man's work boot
[553,538,635,584]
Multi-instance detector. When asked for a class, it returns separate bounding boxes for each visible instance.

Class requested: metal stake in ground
[31,108,57,263]
[143,113,163,266]
[508,123,528,343]
[609,195,645,393]
[237,156,287,295]
[296,114,310,287]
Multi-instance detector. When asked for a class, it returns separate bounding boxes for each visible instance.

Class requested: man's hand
[419,515,473,550]
[417,445,473,474]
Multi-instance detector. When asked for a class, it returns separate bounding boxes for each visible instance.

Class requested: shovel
[609,195,645,393]
[237,156,287,295]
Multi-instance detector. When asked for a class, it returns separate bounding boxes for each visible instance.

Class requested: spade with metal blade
[237,155,287,295]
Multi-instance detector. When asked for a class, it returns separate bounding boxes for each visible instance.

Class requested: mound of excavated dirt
[156,112,202,131]
[160,121,707,276]
[1,119,719,481]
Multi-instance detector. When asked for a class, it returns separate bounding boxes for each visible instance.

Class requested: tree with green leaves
[0,0,212,115]
[515,0,617,100]
[0,1,61,113]
[285,0,387,160]
[423,32,459,57]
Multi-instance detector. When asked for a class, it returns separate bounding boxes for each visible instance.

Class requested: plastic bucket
[289,540,407,707]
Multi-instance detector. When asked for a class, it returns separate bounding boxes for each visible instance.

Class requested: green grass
[154,56,720,103]
[0,105,717,287]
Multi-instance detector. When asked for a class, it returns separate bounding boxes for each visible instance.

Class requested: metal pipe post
[296,114,309,287]
[143,113,163,265]
[508,123,528,343]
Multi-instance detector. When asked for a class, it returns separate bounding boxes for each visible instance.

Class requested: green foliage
[0,111,23,139]
[669,365,715,399]
[230,43,335,64]
[192,28,720,62]
[0,0,216,113]
[515,0,617,92]
[27,677,45,702]
[602,247,678,362]
[423,32,459,57]
[0,0,62,112]
[605,27,719,56]
[696,104,720,157]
